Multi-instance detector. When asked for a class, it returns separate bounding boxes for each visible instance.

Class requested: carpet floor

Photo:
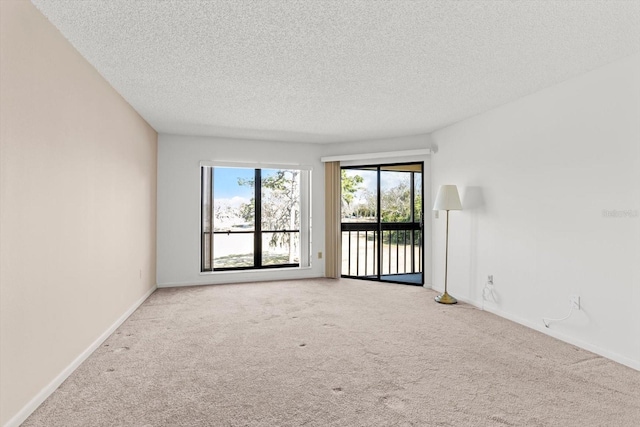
[23,278,640,426]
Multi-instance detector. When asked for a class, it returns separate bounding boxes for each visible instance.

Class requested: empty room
[1,0,639,426]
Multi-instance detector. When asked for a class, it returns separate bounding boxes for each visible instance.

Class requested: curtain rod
[320,149,431,163]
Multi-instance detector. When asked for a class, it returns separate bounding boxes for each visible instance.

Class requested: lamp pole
[436,208,457,304]
[433,184,461,304]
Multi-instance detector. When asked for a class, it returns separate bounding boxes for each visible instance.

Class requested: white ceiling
[31,0,640,144]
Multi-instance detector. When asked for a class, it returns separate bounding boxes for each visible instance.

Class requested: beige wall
[0,1,158,425]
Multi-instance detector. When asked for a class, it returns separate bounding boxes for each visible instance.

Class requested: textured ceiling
[31,0,640,143]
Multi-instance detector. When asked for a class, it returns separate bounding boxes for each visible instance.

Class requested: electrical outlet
[435,211,439,219]
[487,275,493,285]
[318,252,323,259]
[570,295,581,310]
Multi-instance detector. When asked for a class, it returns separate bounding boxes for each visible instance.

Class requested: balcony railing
[341,222,422,280]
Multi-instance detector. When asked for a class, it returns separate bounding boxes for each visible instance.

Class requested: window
[201,165,310,272]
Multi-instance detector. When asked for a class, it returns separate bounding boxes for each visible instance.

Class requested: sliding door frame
[341,161,424,286]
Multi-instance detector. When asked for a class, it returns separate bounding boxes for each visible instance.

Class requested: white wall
[430,54,640,369]
[157,134,325,286]
[0,1,158,425]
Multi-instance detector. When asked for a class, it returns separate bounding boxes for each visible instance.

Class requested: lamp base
[435,292,457,304]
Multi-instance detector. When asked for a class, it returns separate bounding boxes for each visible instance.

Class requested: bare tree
[238,170,300,263]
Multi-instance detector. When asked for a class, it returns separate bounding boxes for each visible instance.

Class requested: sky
[343,169,422,205]
[213,167,293,216]
[213,167,422,209]
[213,167,287,199]
[213,167,254,200]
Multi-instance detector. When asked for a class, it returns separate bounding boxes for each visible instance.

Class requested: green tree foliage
[341,170,364,217]
[377,180,423,244]
[381,182,411,223]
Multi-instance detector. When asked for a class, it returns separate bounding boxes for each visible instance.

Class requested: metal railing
[341,223,422,279]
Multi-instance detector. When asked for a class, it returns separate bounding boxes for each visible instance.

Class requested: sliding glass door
[341,162,423,285]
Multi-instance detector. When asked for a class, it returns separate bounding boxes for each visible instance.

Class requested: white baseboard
[482,304,639,371]
[3,286,157,427]
[440,290,640,372]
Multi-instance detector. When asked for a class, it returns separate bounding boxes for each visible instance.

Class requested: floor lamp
[433,185,462,304]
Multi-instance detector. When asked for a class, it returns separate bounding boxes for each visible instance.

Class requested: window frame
[200,161,311,273]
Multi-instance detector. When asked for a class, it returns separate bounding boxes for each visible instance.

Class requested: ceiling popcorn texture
[31,0,640,143]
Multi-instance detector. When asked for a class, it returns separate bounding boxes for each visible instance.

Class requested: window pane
[202,166,306,272]
[201,167,212,271]
[414,172,422,223]
[202,232,212,270]
[261,169,300,231]
[341,169,377,222]
[380,229,420,275]
[213,233,254,268]
[213,167,255,232]
[341,230,377,277]
[262,232,299,266]
[380,171,411,223]
[202,167,212,232]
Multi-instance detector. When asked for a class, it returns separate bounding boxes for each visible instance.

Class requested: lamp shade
[433,185,462,211]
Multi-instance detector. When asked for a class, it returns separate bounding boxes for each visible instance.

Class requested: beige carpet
[24,278,640,426]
